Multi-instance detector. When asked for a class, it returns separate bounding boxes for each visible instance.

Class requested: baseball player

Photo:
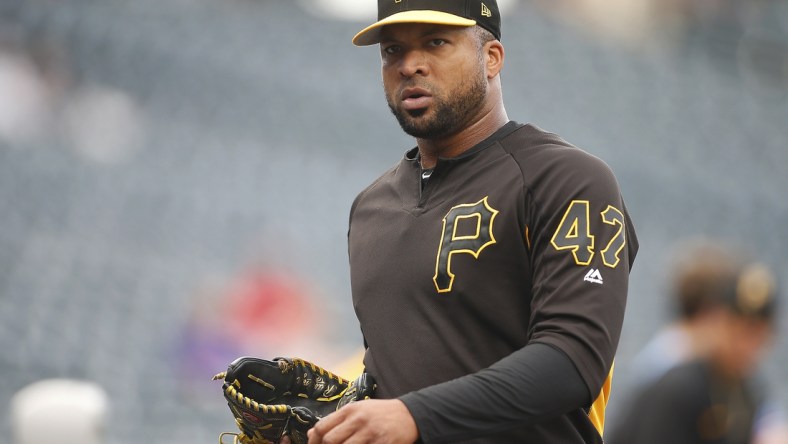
[307,1,639,443]
[607,243,780,444]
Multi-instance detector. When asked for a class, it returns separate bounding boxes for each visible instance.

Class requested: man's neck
[417,103,508,169]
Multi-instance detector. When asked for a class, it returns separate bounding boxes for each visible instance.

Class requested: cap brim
[352,10,476,46]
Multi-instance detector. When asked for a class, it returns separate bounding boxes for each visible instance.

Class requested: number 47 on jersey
[550,200,626,268]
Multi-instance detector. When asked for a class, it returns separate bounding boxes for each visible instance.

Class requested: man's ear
[485,41,505,79]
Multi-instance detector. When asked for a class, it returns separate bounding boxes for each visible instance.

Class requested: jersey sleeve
[523,145,638,396]
[399,343,590,443]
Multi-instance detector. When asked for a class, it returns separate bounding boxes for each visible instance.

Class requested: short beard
[387,67,487,140]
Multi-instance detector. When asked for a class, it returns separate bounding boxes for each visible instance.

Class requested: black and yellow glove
[213,356,375,444]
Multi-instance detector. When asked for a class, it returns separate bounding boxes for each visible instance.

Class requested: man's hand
[304,399,419,444]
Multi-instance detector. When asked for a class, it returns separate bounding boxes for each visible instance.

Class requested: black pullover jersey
[348,121,638,443]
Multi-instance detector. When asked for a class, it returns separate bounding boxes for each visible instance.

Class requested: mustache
[396,81,434,98]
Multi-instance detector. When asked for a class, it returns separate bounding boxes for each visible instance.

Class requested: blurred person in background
[607,242,785,444]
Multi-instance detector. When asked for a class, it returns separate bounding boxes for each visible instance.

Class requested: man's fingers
[309,407,349,443]
[280,436,292,444]
[313,405,368,444]
[308,400,417,444]
[307,404,362,444]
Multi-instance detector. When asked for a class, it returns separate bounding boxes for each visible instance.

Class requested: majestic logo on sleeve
[433,197,499,293]
[584,268,604,284]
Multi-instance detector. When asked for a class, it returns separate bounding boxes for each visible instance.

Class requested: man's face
[379,23,488,139]
[711,311,773,379]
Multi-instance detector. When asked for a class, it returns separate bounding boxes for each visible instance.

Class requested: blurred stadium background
[0,0,786,442]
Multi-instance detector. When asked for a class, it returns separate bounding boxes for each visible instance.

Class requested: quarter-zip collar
[402,121,521,208]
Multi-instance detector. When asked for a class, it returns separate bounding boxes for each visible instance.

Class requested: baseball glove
[213,356,375,444]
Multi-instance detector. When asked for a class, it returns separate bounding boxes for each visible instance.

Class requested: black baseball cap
[353,0,501,46]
